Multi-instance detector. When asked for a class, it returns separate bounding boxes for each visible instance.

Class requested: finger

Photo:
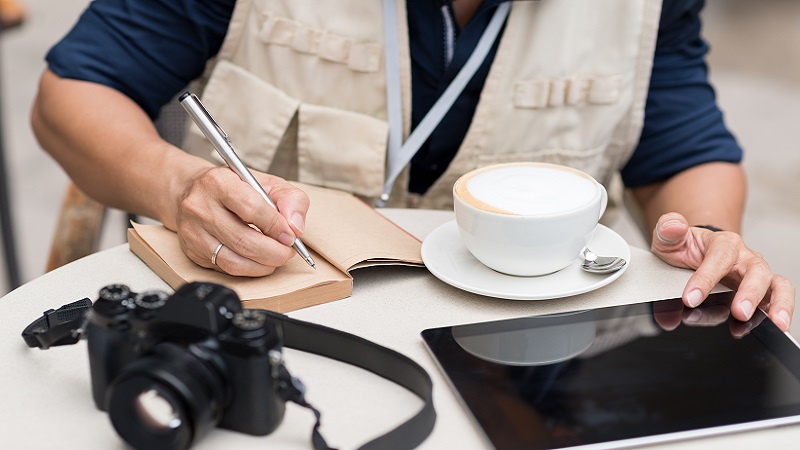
[651,213,690,251]
[178,220,294,276]
[765,275,796,332]
[729,256,773,322]
[214,172,298,248]
[179,227,226,270]
[682,234,740,308]
[211,241,293,277]
[257,174,311,236]
[211,207,296,270]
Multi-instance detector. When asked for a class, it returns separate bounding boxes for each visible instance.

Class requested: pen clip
[191,93,232,144]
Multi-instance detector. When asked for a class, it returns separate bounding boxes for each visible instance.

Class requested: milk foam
[466,166,597,215]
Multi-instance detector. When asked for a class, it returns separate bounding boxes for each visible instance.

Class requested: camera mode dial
[134,290,169,309]
[92,284,135,326]
[223,310,280,357]
[232,310,267,331]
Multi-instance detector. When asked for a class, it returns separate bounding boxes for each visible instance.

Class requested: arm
[630,165,795,333]
[32,70,203,229]
[623,0,795,330]
[630,161,745,234]
[32,0,310,276]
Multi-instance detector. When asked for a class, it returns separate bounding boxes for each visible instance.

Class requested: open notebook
[128,183,423,312]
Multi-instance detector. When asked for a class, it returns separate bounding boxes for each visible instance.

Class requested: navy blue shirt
[46,0,742,192]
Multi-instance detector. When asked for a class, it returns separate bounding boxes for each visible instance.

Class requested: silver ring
[211,243,224,266]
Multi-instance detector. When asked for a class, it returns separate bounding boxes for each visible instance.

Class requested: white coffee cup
[453,162,608,276]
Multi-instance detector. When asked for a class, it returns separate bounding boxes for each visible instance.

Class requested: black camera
[85,282,292,450]
[23,281,437,450]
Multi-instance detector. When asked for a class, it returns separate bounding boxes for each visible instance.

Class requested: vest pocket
[297,103,387,197]
[184,60,299,172]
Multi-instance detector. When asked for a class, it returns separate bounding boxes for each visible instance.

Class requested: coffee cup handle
[598,183,608,220]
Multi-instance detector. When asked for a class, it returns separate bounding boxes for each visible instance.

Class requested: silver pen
[179,92,316,269]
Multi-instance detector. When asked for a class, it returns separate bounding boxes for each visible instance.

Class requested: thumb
[651,213,690,253]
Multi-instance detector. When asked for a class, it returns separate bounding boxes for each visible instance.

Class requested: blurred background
[1,1,798,333]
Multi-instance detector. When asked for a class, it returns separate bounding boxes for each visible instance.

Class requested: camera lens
[134,389,182,431]
[108,343,226,450]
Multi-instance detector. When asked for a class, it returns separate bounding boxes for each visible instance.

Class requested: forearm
[31,69,212,230]
[629,162,747,235]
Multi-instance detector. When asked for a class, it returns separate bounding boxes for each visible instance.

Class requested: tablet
[421,292,800,449]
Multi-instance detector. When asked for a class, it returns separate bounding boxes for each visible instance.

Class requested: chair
[45,182,105,272]
[45,94,188,272]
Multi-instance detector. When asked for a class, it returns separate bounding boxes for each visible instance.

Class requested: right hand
[174,166,310,276]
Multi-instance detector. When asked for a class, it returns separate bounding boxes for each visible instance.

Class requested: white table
[1,209,797,449]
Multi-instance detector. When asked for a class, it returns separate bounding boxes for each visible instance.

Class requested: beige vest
[184,0,663,210]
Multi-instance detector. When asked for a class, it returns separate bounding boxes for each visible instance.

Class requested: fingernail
[739,299,753,318]
[686,289,703,308]
[777,310,792,330]
[278,232,295,246]
[685,309,703,324]
[291,213,305,233]
[655,220,682,245]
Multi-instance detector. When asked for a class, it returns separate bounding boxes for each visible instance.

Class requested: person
[31,0,795,331]
[0,0,25,30]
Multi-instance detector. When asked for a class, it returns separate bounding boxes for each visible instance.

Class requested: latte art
[456,164,598,215]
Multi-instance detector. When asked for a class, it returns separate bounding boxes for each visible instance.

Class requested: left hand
[651,212,796,331]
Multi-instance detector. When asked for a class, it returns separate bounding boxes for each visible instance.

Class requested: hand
[174,167,310,276]
[651,212,796,332]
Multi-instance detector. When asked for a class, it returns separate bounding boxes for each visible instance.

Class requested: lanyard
[378,0,511,206]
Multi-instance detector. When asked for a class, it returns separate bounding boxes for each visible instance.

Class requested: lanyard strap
[379,0,511,206]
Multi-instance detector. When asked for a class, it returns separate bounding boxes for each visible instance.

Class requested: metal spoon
[580,248,627,274]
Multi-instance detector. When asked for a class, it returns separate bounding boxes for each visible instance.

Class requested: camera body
[85,282,286,449]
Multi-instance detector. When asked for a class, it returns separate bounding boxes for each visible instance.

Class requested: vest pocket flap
[514,77,622,109]
[187,60,299,172]
[297,103,387,197]
[258,14,380,73]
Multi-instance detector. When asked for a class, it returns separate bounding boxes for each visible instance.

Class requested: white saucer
[421,221,631,300]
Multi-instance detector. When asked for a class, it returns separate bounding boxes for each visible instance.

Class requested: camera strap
[262,310,436,450]
[23,302,436,450]
[21,297,92,349]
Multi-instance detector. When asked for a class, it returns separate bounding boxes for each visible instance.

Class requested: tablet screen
[422,292,800,449]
